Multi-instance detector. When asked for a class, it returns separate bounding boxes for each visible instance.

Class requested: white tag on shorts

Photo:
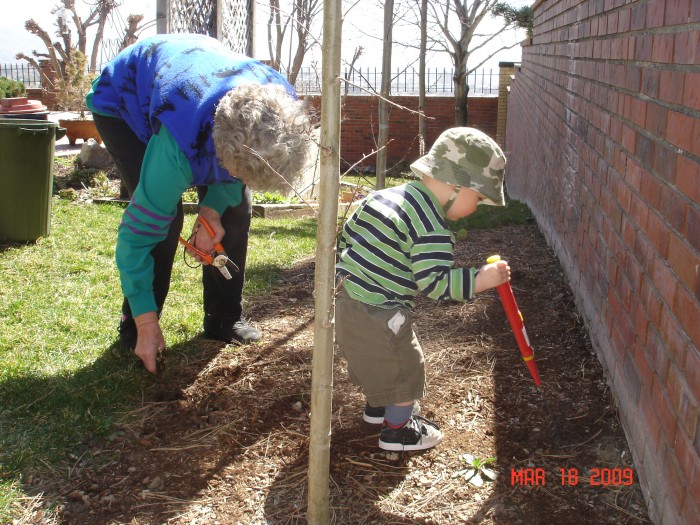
[387,311,406,335]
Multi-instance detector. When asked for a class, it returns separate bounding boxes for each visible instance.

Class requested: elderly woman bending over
[88,33,314,373]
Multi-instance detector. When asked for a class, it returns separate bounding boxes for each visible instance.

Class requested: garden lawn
[0,197,317,522]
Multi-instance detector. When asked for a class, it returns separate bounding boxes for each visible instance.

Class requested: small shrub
[387,161,414,177]
[0,77,27,98]
[68,167,104,188]
[252,191,299,204]
[178,190,301,205]
[54,51,94,118]
[54,165,109,193]
[57,188,79,201]
[447,197,534,231]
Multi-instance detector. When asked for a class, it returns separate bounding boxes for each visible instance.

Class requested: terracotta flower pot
[0,97,49,120]
[58,118,102,145]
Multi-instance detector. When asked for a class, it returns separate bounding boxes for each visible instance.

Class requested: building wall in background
[304,95,498,169]
[504,1,699,524]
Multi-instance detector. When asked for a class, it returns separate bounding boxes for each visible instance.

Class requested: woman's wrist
[134,312,159,329]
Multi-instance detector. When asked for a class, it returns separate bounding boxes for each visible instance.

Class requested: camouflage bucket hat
[410,127,506,206]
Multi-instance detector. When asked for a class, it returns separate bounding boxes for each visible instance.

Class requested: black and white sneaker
[363,404,386,424]
[378,415,443,451]
[363,401,421,424]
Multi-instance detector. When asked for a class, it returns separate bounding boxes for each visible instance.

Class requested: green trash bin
[0,118,66,242]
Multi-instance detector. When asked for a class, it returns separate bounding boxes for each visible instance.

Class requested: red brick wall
[505,1,699,524]
[304,95,498,169]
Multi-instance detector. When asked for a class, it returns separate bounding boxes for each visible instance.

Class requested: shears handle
[178,216,238,279]
[197,216,226,254]
[177,235,214,265]
[177,216,222,264]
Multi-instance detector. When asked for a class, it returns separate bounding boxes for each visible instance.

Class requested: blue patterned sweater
[90,33,296,186]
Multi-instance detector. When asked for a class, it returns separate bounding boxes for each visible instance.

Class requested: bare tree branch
[17,1,121,109]
[342,46,363,96]
[425,0,520,124]
[121,15,145,50]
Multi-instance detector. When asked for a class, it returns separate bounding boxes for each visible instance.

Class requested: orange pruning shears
[178,216,239,280]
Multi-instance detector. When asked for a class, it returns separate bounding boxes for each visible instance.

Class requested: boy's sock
[383,404,415,427]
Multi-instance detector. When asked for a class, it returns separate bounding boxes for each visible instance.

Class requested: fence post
[497,62,516,148]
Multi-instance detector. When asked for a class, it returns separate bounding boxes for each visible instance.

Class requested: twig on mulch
[562,428,603,449]
[603,499,649,521]
[148,444,211,452]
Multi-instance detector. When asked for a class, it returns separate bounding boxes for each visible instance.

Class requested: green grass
[0,198,317,522]
[448,196,534,231]
[0,480,22,520]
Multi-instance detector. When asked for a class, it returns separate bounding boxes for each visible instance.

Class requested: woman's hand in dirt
[474,259,511,294]
[134,312,165,374]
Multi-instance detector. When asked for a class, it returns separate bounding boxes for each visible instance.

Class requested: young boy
[335,127,511,452]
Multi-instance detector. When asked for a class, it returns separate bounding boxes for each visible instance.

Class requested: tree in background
[53,49,93,117]
[17,0,117,78]
[492,2,534,39]
[266,0,323,85]
[15,0,150,93]
[265,0,369,101]
[120,14,146,51]
[427,0,532,125]
[342,45,363,96]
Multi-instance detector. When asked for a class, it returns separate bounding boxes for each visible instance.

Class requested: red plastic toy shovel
[487,255,542,387]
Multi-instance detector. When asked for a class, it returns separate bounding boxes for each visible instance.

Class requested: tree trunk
[267,0,285,71]
[20,20,63,88]
[418,0,427,156]
[288,18,307,84]
[306,0,341,522]
[343,46,363,97]
[453,67,469,126]
[90,12,109,70]
[375,0,394,190]
[121,15,144,50]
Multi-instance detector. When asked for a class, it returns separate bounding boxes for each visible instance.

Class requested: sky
[1,0,528,71]
[0,0,158,64]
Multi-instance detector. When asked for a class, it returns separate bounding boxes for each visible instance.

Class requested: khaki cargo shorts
[335,288,426,407]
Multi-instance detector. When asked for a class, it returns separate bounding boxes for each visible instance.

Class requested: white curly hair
[213,83,314,191]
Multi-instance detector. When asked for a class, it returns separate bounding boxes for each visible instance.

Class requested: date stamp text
[510,467,635,486]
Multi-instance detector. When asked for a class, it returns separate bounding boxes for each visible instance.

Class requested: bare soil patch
[27,223,651,524]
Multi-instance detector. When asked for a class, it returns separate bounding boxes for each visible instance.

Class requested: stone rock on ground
[80,139,113,169]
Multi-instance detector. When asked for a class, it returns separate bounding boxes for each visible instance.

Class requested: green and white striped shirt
[337,181,478,309]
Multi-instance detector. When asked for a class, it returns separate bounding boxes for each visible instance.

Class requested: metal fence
[295,66,499,96]
[2,61,498,97]
[99,38,126,64]
[0,63,42,88]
